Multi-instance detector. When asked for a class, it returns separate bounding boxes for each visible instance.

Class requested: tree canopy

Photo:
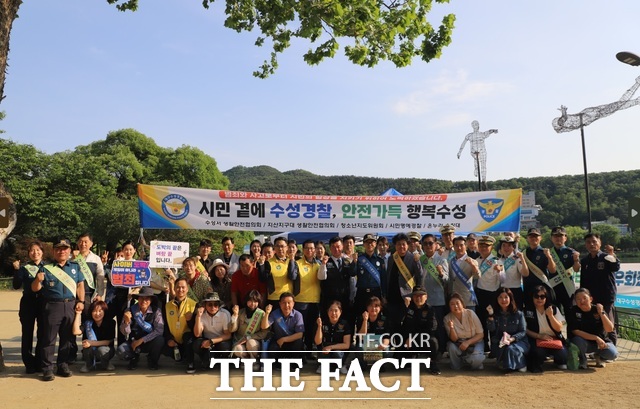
[109,0,456,78]
[0,130,229,251]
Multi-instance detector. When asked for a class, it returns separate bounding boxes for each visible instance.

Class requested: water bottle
[173,346,181,361]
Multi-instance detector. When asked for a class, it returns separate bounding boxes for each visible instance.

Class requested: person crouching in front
[117,287,165,370]
[192,292,232,371]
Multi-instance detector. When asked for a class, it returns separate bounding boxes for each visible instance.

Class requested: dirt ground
[1,290,637,409]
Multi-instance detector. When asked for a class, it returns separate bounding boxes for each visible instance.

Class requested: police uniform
[400,299,440,373]
[13,261,44,373]
[580,251,620,343]
[319,256,356,322]
[317,317,352,363]
[523,246,555,308]
[354,252,386,316]
[37,259,83,376]
[550,245,578,314]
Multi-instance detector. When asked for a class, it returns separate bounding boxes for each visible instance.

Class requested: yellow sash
[393,252,416,289]
[44,264,77,297]
[74,254,95,289]
[24,265,39,278]
[549,248,576,296]
[522,251,549,284]
[196,259,207,275]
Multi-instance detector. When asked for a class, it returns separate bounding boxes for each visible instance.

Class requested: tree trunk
[0,0,23,103]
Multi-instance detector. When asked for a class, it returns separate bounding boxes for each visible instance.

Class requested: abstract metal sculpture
[457,120,498,190]
[551,75,640,232]
[552,76,640,133]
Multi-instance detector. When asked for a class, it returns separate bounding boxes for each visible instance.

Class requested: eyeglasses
[423,242,435,245]
[533,294,547,299]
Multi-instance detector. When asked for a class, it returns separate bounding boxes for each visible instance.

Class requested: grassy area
[619,311,640,343]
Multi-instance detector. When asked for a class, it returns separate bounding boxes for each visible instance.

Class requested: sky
[3,1,640,184]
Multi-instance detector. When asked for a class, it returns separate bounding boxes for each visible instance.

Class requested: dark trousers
[135,336,164,366]
[110,288,130,347]
[82,345,116,369]
[476,287,499,351]
[527,337,567,372]
[430,305,448,353]
[401,337,440,369]
[294,302,319,353]
[39,300,75,371]
[19,295,43,372]
[193,338,232,367]
[162,332,195,364]
[267,337,304,360]
[603,303,618,345]
[354,287,382,317]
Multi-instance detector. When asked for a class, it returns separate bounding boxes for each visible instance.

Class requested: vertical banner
[138,184,521,234]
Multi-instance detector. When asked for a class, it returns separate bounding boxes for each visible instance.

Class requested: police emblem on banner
[162,194,189,220]
[477,198,505,222]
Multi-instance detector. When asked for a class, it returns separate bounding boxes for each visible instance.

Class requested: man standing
[217,237,240,276]
[419,233,449,354]
[580,233,620,344]
[231,254,267,308]
[466,233,481,259]
[257,237,298,308]
[294,240,323,355]
[74,233,106,303]
[438,224,457,265]
[376,237,390,271]
[449,236,480,311]
[318,237,356,321]
[522,228,556,308]
[31,238,85,381]
[196,239,215,277]
[407,231,423,257]
[549,226,580,314]
[354,234,386,316]
[71,233,106,362]
[475,235,502,349]
[386,233,422,331]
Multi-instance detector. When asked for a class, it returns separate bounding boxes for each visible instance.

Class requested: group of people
[12,225,621,381]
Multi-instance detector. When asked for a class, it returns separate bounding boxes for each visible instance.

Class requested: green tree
[108,0,456,79]
[158,145,229,190]
[564,225,588,251]
[0,138,48,238]
[592,224,620,248]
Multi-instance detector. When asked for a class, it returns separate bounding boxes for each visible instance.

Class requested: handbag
[535,337,564,350]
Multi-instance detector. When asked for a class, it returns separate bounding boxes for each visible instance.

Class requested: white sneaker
[316,366,322,374]
[595,356,606,368]
[557,364,567,370]
[79,365,90,373]
[105,364,116,371]
[517,366,527,373]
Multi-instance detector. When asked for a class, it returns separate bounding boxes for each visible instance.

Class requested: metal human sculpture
[457,120,498,188]
[553,76,640,133]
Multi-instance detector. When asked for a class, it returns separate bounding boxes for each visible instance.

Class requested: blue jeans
[570,336,618,366]
[493,338,529,371]
[447,340,485,370]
